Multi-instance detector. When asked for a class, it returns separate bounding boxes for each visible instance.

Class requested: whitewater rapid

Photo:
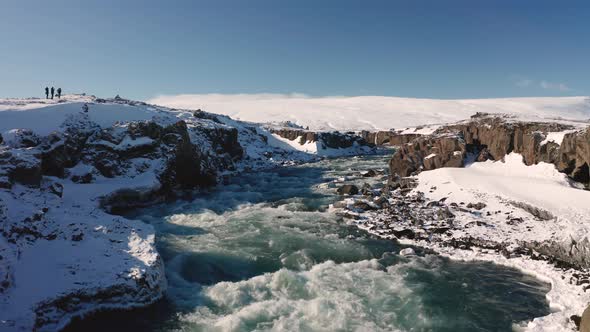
[65,155,551,332]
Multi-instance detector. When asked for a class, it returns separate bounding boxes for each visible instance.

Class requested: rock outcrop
[360,130,421,146]
[383,113,590,271]
[388,133,466,177]
[271,128,373,150]
[388,114,590,187]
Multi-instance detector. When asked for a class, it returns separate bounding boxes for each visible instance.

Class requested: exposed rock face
[581,306,590,332]
[383,113,590,270]
[557,128,590,184]
[271,128,316,145]
[360,131,421,146]
[0,113,244,212]
[271,128,372,149]
[441,116,572,165]
[388,114,590,187]
[389,134,466,177]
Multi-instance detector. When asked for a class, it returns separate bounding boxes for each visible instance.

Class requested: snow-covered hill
[148,94,590,131]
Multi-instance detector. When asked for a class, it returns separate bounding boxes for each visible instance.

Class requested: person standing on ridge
[50,87,55,99]
[57,88,62,99]
[45,87,49,99]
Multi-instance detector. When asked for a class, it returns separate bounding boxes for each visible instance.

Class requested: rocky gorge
[1,95,589,331]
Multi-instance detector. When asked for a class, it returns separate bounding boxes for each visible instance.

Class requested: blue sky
[1,0,589,100]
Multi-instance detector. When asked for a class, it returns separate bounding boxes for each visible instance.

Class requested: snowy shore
[0,95,373,331]
[336,152,590,331]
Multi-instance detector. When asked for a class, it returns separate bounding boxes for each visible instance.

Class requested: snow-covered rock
[0,94,376,331]
[388,114,590,187]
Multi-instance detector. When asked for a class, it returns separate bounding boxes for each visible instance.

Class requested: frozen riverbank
[340,153,590,331]
[64,155,552,332]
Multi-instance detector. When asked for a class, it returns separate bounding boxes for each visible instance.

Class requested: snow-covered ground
[0,95,375,331]
[415,154,590,331]
[148,94,590,131]
[341,152,590,331]
[416,153,590,246]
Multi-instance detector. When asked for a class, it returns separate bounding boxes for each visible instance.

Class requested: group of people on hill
[44,86,62,99]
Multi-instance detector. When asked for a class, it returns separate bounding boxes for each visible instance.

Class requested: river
[65,154,551,332]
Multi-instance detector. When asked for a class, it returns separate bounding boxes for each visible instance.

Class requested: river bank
[64,155,553,332]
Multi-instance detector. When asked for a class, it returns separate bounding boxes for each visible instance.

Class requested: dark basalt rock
[48,182,64,198]
[467,202,487,210]
[5,129,41,148]
[193,109,221,123]
[271,128,373,149]
[392,229,416,239]
[337,184,359,195]
[389,133,466,177]
[360,131,421,146]
[0,150,43,187]
[387,115,590,187]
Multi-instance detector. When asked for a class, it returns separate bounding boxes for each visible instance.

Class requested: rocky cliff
[270,128,370,148]
[386,113,590,269]
[360,130,421,146]
[389,114,589,186]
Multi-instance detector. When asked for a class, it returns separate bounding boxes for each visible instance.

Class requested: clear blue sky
[1,0,589,100]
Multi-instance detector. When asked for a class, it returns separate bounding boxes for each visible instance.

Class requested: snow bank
[541,129,577,146]
[148,94,590,131]
[410,154,590,331]
[416,153,590,244]
[0,95,159,137]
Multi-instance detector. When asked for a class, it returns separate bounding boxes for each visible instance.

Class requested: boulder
[399,248,416,256]
[0,150,42,187]
[3,129,41,148]
[467,202,487,210]
[337,184,359,195]
[48,183,64,198]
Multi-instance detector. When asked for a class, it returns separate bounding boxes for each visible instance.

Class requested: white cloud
[516,78,533,87]
[539,80,570,91]
[512,76,570,92]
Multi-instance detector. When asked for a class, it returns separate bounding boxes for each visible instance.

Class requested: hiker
[50,87,55,99]
[45,87,49,99]
[57,88,62,99]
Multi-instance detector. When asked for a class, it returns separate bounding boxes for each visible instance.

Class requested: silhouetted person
[57,88,62,99]
[50,87,55,99]
[45,87,49,99]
